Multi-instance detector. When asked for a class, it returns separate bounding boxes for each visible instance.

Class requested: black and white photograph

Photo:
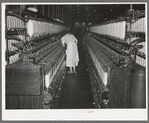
[2,2,148,121]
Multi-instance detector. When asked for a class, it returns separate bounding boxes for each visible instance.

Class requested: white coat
[61,34,79,67]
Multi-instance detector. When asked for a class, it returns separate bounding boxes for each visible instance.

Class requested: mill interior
[5,4,146,109]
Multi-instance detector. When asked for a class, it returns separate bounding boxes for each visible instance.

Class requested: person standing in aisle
[61,32,79,74]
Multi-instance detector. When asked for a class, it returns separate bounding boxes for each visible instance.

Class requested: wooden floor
[58,30,95,109]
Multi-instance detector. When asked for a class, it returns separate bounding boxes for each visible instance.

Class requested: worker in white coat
[61,32,79,74]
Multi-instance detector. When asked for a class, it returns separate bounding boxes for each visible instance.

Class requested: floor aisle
[58,30,95,109]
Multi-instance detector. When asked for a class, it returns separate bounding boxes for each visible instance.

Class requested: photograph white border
[2,2,148,121]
